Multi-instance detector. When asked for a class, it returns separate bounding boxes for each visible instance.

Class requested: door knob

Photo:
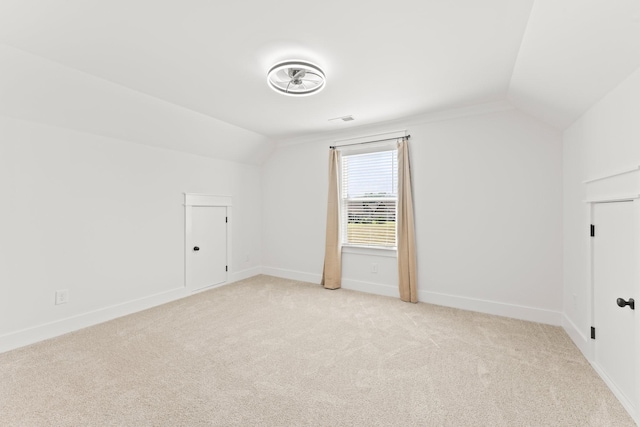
[616,298,635,310]
[193,246,200,251]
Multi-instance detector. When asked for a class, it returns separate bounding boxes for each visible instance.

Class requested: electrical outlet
[55,289,69,305]
[245,253,250,262]
[572,293,577,309]
[371,263,378,273]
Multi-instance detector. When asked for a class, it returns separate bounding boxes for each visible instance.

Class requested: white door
[188,206,227,291]
[593,201,637,407]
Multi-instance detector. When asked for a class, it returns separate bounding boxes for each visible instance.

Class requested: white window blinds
[341,148,398,247]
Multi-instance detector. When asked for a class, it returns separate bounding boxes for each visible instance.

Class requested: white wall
[262,108,563,323]
[562,65,640,353]
[0,116,262,351]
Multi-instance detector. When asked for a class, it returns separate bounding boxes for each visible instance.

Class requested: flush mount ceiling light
[267,60,326,96]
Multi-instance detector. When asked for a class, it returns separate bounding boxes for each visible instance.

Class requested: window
[341,147,398,248]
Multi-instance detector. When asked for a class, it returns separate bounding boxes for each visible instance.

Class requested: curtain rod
[330,135,410,149]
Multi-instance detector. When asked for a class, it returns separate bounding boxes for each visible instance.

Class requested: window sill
[341,245,397,258]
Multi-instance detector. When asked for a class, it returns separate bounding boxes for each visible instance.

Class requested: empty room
[1,0,639,425]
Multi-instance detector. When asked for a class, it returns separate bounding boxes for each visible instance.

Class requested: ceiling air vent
[329,115,354,122]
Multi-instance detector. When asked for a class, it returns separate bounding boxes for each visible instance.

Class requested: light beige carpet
[0,275,635,426]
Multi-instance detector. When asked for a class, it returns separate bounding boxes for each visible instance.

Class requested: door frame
[588,198,639,418]
[583,165,640,423]
[184,193,232,293]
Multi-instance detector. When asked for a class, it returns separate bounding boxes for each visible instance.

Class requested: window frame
[338,141,399,251]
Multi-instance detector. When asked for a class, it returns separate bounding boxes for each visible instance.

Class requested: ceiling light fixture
[267,60,326,97]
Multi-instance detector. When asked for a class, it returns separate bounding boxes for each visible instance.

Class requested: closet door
[593,201,637,408]
[187,206,227,291]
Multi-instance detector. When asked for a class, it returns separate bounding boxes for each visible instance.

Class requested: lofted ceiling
[509,0,640,129]
[0,0,639,163]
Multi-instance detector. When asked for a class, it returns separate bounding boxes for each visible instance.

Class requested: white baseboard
[0,265,563,354]
[0,286,189,354]
[190,281,232,294]
[564,313,638,425]
[230,266,262,283]
[263,266,561,325]
[590,360,638,424]
[562,315,639,424]
[261,266,322,284]
[341,278,400,299]
[262,267,400,298]
[0,267,264,354]
[561,314,592,359]
[420,290,562,325]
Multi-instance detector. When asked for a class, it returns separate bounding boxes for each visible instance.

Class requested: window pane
[342,151,397,199]
[341,149,397,247]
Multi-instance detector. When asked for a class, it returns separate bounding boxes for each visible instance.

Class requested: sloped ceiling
[0,0,639,162]
[0,44,274,165]
[509,0,640,129]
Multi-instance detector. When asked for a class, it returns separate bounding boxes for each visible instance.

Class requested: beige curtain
[321,148,341,289]
[397,138,418,302]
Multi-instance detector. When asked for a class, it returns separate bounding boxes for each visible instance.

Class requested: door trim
[185,193,232,208]
[588,199,639,422]
[184,193,232,292]
[582,166,640,424]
